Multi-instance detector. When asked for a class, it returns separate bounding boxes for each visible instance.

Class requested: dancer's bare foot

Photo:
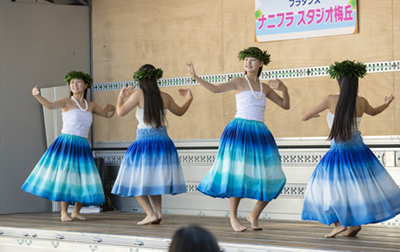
[71,213,87,221]
[246,215,262,231]
[342,226,361,237]
[325,223,347,238]
[230,215,247,232]
[137,215,158,225]
[61,213,72,222]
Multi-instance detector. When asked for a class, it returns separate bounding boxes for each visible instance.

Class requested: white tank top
[136,107,167,129]
[327,111,362,130]
[235,91,266,122]
[61,109,92,138]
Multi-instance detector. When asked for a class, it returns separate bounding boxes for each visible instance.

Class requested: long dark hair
[328,75,359,142]
[244,47,263,77]
[138,64,165,128]
[168,225,220,252]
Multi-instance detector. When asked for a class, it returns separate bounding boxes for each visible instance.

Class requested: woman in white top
[111,64,193,225]
[301,60,400,237]
[22,70,116,222]
[186,47,289,232]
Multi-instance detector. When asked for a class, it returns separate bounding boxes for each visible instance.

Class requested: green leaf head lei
[238,47,271,65]
[64,70,93,89]
[328,60,367,80]
[133,68,163,81]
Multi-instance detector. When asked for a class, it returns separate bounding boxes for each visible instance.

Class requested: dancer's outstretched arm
[92,103,116,118]
[186,62,238,93]
[32,86,68,109]
[362,95,394,116]
[301,95,334,121]
[116,86,139,116]
[266,79,290,110]
[163,89,193,116]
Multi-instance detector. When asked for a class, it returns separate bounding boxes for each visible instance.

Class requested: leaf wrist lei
[133,68,163,81]
[238,47,271,65]
[328,60,367,79]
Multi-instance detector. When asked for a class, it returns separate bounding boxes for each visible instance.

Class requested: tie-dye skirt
[302,131,400,226]
[21,133,105,205]
[111,127,186,196]
[197,118,286,201]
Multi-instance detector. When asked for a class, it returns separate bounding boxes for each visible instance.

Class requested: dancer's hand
[32,86,40,96]
[267,79,287,92]
[384,94,395,105]
[119,86,135,99]
[178,89,192,100]
[103,104,116,112]
[186,62,197,79]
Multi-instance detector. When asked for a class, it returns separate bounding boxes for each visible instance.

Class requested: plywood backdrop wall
[92,0,400,143]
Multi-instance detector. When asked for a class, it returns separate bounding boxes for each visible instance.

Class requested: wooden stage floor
[0,212,399,252]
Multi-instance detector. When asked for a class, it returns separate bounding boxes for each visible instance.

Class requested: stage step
[0,226,322,252]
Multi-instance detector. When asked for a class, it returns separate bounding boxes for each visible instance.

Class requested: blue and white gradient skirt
[197,118,286,201]
[111,127,186,197]
[302,131,400,226]
[22,134,105,205]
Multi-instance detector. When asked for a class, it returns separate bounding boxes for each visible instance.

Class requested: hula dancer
[22,71,116,221]
[301,60,400,237]
[111,64,193,225]
[186,47,289,232]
